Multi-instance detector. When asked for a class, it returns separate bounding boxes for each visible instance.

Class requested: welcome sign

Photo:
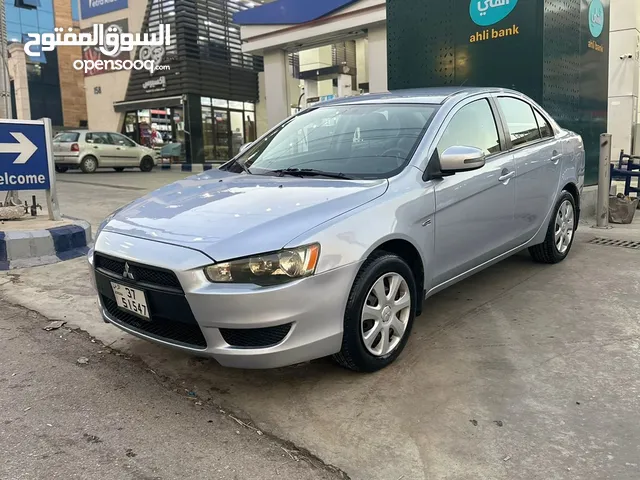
[80,0,129,19]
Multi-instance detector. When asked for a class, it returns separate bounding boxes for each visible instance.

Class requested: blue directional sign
[0,121,50,192]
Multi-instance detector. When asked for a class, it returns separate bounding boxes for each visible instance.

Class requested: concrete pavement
[3,171,640,479]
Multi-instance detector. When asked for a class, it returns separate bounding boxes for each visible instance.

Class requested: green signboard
[387,0,609,185]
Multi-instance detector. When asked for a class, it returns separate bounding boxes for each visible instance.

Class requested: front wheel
[529,191,576,264]
[333,253,416,372]
[140,156,154,172]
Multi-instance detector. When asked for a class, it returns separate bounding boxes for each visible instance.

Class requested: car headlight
[204,244,320,285]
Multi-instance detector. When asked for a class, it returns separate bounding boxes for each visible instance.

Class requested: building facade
[80,0,263,166]
[5,0,87,128]
[236,0,640,186]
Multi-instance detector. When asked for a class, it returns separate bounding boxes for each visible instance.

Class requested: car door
[109,133,141,167]
[495,96,562,243]
[86,132,119,167]
[430,97,517,287]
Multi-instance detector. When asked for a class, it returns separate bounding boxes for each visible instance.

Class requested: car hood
[102,169,388,261]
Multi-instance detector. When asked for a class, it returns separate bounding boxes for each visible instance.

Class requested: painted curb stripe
[48,225,87,254]
[0,231,6,263]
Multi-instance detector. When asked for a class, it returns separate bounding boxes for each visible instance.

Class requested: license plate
[111,282,150,319]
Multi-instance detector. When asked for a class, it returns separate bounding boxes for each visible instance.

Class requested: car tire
[140,156,154,172]
[114,167,125,172]
[80,156,98,174]
[55,166,68,173]
[529,190,577,264]
[333,252,417,373]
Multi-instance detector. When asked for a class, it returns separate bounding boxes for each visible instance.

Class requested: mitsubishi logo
[123,262,135,280]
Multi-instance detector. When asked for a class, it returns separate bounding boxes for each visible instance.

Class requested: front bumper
[89,231,359,369]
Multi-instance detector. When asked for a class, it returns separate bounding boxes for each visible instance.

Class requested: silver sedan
[89,87,585,372]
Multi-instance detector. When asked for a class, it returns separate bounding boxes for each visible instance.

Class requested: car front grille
[219,324,292,348]
[94,253,183,292]
[102,296,207,349]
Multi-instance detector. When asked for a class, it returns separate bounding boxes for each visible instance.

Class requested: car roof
[316,87,519,107]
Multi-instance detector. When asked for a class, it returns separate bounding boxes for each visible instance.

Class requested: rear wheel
[55,165,68,173]
[529,191,576,264]
[140,156,154,172]
[80,156,98,174]
[114,167,125,172]
[333,252,416,372]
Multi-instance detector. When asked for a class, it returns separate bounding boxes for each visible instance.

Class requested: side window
[534,110,553,139]
[497,97,542,147]
[111,133,135,147]
[87,132,113,145]
[437,99,501,156]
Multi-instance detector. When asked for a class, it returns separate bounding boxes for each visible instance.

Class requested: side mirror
[439,146,486,173]
[239,142,252,153]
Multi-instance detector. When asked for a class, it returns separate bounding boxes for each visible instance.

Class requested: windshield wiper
[270,168,353,180]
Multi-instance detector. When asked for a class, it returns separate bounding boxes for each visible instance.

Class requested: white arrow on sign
[0,132,38,165]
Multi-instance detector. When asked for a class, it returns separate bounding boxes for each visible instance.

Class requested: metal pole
[42,117,61,220]
[596,133,612,228]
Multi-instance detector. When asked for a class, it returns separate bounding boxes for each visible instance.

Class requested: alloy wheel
[555,199,575,254]
[360,272,411,357]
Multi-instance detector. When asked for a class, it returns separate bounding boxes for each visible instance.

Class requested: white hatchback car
[53,130,158,173]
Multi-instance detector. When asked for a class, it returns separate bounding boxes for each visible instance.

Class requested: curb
[0,219,92,270]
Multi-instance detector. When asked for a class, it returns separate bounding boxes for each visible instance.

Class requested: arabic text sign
[470,0,518,26]
[80,0,128,19]
[24,23,171,59]
[0,121,50,192]
[588,0,605,38]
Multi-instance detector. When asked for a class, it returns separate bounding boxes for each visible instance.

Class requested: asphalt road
[0,298,344,480]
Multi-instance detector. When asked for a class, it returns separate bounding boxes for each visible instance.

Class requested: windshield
[224,103,438,179]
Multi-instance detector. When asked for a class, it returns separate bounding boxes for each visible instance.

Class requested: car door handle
[498,171,516,182]
[93,146,99,149]
[551,152,562,163]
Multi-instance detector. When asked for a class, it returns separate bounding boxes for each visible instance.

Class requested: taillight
[71,143,79,152]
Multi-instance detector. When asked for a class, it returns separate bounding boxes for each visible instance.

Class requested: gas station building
[235,0,640,185]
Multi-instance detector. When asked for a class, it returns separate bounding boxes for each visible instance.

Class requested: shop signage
[143,76,167,93]
[587,0,605,53]
[80,0,129,20]
[470,0,518,26]
[588,0,604,38]
[469,0,520,43]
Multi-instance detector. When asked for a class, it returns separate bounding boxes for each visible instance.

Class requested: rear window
[54,132,80,143]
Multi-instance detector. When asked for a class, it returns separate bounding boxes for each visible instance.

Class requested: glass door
[230,111,245,158]
[213,110,229,161]
[202,106,214,161]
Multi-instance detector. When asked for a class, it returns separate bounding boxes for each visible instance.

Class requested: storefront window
[212,98,228,108]
[213,110,229,160]
[202,106,214,161]
[229,100,244,110]
[244,112,256,143]
[244,102,255,112]
[230,111,244,157]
